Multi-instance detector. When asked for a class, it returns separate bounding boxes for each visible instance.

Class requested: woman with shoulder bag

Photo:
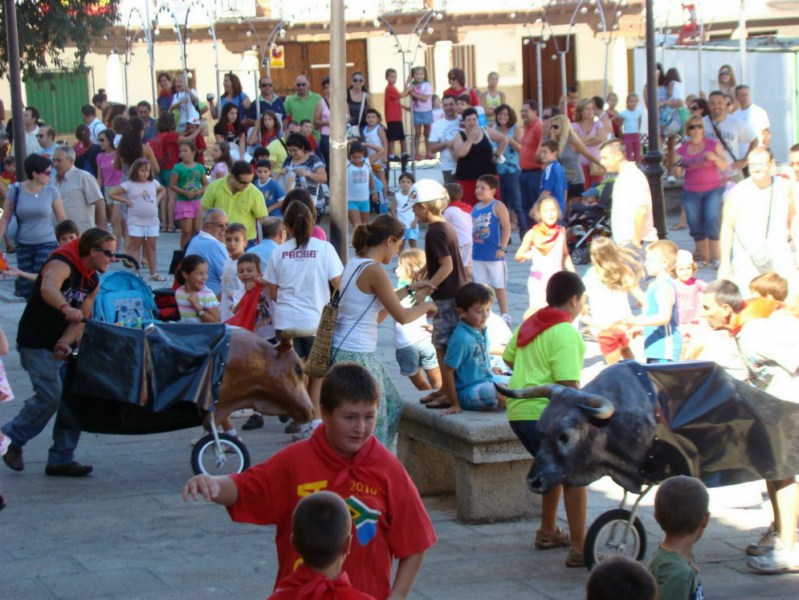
[331,215,437,448]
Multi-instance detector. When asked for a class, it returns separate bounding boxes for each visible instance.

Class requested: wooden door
[522,35,576,110]
[264,39,367,98]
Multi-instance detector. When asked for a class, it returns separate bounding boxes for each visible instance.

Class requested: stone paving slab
[1,174,798,598]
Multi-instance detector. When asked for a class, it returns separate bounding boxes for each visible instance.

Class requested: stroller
[566,176,615,265]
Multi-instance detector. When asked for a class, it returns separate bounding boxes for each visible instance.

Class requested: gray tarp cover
[60,320,231,434]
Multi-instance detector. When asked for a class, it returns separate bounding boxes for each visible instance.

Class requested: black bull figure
[500,361,799,495]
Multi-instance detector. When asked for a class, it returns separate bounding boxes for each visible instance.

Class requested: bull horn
[576,393,615,420]
[495,383,553,400]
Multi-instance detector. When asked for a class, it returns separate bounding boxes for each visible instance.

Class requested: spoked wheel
[191,433,251,475]
[571,246,590,265]
[584,508,647,570]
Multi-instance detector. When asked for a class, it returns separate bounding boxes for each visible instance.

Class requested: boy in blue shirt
[441,282,508,415]
[254,159,285,217]
[538,139,568,218]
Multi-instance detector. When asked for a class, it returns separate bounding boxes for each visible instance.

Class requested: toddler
[391,172,418,251]
[230,252,274,342]
[220,223,247,321]
[673,249,707,359]
[346,142,375,227]
[619,93,643,162]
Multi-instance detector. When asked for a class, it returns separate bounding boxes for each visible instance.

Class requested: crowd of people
[1,60,799,598]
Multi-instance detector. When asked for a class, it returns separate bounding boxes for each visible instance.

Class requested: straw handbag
[304,262,372,377]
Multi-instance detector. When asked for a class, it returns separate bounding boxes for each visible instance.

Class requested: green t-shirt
[284,92,322,139]
[502,322,585,421]
[648,545,702,600]
[172,162,206,202]
[201,177,269,241]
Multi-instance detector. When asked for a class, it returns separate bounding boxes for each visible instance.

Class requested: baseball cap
[410,179,449,205]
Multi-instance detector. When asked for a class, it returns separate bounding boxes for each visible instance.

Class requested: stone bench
[397,400,541,523]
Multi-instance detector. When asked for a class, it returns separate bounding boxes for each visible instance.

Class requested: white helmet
[409,179,449,205]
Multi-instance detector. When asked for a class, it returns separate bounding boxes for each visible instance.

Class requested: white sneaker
[666,175,677,184]
[746,545,799,573]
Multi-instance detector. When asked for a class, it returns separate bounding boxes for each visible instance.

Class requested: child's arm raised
[182,474,238,506]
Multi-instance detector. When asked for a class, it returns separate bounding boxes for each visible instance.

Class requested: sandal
[419,391,443,404]
[424,399,452,410]
[535,527,570,550]
[159,226,168,233]
[150,273,167,282]
[669,223,687,230]
[565,547,585,568]
[167,226,177,233]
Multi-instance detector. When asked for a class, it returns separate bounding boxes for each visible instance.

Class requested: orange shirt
[519,119,543,170]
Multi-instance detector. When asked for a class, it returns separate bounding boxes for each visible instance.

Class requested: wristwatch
[197,309,206,318]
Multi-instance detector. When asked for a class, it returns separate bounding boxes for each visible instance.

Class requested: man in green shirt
[503,271,587,568]
[283,75,322,140]
[201,161,268,243]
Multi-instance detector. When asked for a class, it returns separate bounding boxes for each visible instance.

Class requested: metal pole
[329,0,348,262]
[644,0,667,239]
[738,0,747,84]
[535,42,543,113]
[4,0,26,176]
[559,53,567,114]
[697,1,703,96]
[145,0,156,110]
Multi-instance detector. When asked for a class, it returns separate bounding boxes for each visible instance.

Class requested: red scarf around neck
[517,306,572,347]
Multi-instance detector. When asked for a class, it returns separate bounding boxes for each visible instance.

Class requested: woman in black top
[452,107,508,206]
[346,71,370,131]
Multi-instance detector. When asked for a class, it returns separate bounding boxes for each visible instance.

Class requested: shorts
[104,186,122,206]
[127,224,160,238]
[404,226,419,241]
[460,244,473,268]
[275,331,315,360]
[158,169,173,188]
[431,298,460,350]
[413,110,433,126]
[386,121,405,142]
[509,419,543,457]
[459,374,510,411]
[472,260,508,290]
[174,199,201,221]
[597,327,630,355]
[395,339,438,377]
[348,199,370,213]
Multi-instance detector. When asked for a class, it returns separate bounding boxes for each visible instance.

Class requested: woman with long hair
[571,100,606,187]
[156,71,175,115]
[491,104,525,234]
[246,109,282,153]
[209,72,250,120]
[331,215,436,447]
[213,103,246,161]
[717,64,737,99]
[547,114,603,208]
[114,116,160,180]
[346,71,370,130]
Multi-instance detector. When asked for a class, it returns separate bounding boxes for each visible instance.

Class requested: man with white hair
[52,146,105,233]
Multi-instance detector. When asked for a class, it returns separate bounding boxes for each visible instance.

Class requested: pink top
[676,138,724,192]
[312,225,327,241]
[572,120,602,167]
[674,277,708,325]
[97,152,123,187]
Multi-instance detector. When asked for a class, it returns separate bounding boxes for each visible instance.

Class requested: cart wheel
[191,433,251,475]
[584,508,647,570]
[571,247,589,265]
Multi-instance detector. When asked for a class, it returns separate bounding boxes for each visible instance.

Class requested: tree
[0,0,121,80]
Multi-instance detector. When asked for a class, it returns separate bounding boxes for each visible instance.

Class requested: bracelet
[498,246,507,252]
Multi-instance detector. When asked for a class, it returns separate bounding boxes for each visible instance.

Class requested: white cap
[410,179,449,205]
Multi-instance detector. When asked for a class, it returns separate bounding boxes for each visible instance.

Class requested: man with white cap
[410,180,469,412]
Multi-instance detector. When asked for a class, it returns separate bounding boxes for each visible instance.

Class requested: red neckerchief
[449,200,473,215]
[517,306,572,347]
[730,298,783,337]
[271,565,373,600]
[530,222,562,256]
[225,283,263,331]
[309,424,378,489]
[50,239,95,281]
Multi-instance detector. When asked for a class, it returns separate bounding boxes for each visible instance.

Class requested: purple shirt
[676,138,724,192]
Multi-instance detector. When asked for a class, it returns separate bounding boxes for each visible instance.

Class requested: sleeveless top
[572,121,602,167]
[527,231,566,310]
[362,125,384,163]
[455,131,496,180]
[558,140,584,185]
[319,98,331,136]
[494,125,520,175]
[332,258,383,353]
[643,276,682,361]
[484,91,502,122]
[347,89,368,127]
[472,200,501,262]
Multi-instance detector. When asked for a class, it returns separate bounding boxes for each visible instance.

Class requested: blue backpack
[92,271,159,327]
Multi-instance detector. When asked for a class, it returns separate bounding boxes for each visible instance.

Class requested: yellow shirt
[201,176,268,240]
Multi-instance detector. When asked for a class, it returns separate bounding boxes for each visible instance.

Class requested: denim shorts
[413,110,433,126]
[395,339,439,377]
[509,419,543,457]
[431,299,460,350]
[459,374,510,411]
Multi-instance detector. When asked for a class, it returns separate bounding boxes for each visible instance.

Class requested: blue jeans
[682,186,724,241]
[1,346,82,466]
[499,171,526,238]
[519,169,543,233]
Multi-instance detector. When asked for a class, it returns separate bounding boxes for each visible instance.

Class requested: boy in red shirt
[182,363,436,600]
[384,68,405,161]
[269,491,375,600]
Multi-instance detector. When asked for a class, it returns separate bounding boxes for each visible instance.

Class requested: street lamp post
[644,0,668,239]
[122,7,152,107]
[241,18,291,125]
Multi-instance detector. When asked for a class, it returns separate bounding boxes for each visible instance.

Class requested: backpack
[92,270,160,327]
[148,134,179,171]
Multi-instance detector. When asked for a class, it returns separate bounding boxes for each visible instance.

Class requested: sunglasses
[235,177,253,185]
[94,248,115,259]
[260,82,272,87]
[36,134,45,138]
[720,70,731,75]
[690,105,700,110]
[353,78,364,83]
[688,125,703,130]
[296,82,308,87]
[550,124,560,130]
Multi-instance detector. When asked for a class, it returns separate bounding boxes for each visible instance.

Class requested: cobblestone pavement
[1,166,797,598]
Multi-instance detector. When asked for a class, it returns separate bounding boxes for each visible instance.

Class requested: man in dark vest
[2,228,116,476]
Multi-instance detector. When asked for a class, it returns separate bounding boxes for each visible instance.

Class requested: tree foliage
[0,0,121,80]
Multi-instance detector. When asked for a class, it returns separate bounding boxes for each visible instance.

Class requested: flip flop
[425,399,452,410]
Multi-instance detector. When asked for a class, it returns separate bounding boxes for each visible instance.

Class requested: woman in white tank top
[331,215,436,447]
